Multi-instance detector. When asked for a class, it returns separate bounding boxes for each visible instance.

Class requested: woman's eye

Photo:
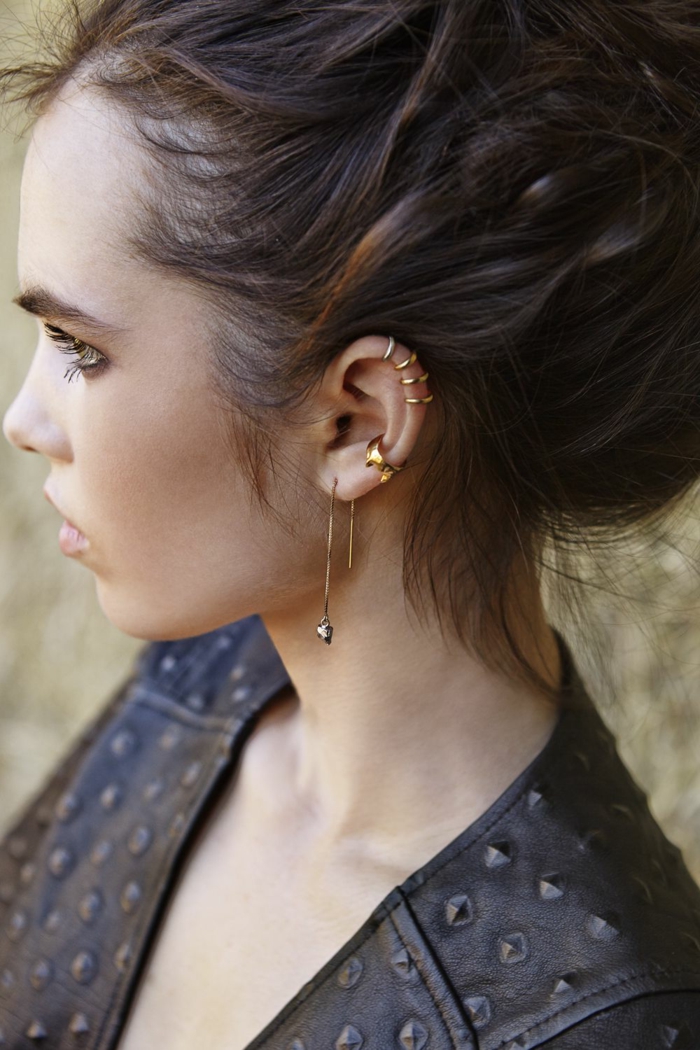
[42,322,108,383]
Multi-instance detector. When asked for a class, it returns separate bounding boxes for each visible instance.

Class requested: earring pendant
[317,614,333,645]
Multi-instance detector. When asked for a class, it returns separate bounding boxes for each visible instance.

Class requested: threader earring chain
[316,335,433,644]
[316,480,352,642]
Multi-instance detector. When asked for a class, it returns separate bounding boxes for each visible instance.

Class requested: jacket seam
[492,966,700,1049]
[388,902,474,1050]
[127,688,241,733]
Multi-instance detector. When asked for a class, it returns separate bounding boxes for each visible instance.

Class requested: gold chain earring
[317,478,355,645]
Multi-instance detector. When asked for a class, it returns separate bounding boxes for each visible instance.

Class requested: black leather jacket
[1,615,700,1050]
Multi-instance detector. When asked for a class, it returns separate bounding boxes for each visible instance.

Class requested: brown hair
[3,0,700,700]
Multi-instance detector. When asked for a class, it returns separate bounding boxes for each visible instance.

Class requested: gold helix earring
[365,334,433,482]
[316,480,356,642]
[316,335,433,643]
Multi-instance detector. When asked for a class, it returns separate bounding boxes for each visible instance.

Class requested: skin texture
[3,80,562,877]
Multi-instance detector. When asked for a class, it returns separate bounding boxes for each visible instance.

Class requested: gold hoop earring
[366,436,405,483]
[317,478,355,644]
[381,334,434,404]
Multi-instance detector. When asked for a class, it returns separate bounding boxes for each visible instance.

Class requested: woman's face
[2,83,322,640]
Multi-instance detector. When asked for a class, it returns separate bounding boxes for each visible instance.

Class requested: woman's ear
[311,334,434,501]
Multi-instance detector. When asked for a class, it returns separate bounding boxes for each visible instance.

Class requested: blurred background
[1,0,700,882]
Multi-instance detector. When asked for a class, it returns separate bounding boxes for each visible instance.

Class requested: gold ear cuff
[366,335,433,482]
[381,334,434,403]
[365,436,404,483]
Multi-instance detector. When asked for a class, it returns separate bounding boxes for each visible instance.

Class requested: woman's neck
[253,552,562,871]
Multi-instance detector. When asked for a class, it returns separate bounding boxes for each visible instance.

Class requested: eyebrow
[12,286,126,335]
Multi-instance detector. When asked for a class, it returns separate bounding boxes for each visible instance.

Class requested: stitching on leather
[128,688,240,733]
[491,966,700,1049]
[388,904,473,1050]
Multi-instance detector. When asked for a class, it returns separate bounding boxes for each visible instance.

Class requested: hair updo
[4,0,700,698]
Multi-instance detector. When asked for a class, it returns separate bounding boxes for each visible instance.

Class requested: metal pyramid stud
[399,1019,428,1050]
[70,950,97,985]
[499,932,528,964]
[463,995,491,1029]
[78,889,103,924]
[6,908,28,941]
[55,791,82,823]
[29,958,53,990]
[661,1022,694,1049]
[539,873,565,900]
[527,784,548,809]
[586,912,620,940]
[391,947,414,978]
[114,941,133,972]
[551,973,576,996]
[335,1024,364,1050]
[485,841,512,868]
[69,1013,91,1035]
[25,1020,48,1042]
[47,845,74,878]
[100,783,122,811]
[445,892,472,925]
[337,956,363,988]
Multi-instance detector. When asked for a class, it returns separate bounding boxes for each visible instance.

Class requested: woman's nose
[3,383,41,453]
[2,362,67,460]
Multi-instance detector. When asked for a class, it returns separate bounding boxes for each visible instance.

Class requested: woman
[1,0,700,1047]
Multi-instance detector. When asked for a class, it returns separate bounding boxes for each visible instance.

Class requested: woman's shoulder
[0,614,285,1046]
[395,660,700,1049]
[0,613,267,851]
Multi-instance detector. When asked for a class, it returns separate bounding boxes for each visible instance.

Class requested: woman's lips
[58,519,89,556]
[43,487,89,556]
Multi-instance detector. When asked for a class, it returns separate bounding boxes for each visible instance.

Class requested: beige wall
[0,3,143,831]
[0,2,699,883]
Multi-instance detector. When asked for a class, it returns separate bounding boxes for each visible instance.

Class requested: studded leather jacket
[1,614,700,1050]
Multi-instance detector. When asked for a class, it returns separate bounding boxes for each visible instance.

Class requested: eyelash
[42,323,108,383]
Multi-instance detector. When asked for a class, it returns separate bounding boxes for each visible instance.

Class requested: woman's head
[3,0,700,698]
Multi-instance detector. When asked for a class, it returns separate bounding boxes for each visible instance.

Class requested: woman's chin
[93,578,249,643]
